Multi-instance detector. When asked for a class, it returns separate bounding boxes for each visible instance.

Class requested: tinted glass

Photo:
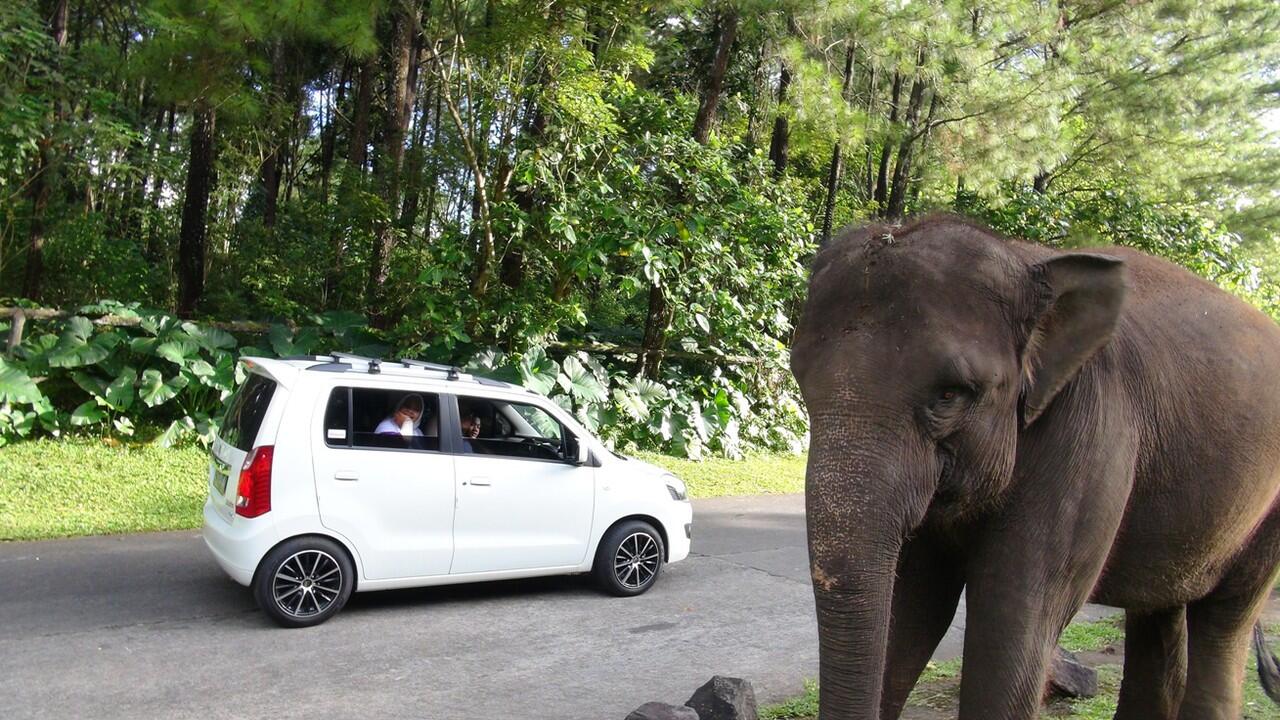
[219,374,277,451]
[457,397,568,462]
[336,387,442,452]
[323,388,350,447]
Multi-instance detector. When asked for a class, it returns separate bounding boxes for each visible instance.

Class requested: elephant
[789,214,1280,719]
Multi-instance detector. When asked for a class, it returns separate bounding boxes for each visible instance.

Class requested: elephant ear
[1021,253,1126,427]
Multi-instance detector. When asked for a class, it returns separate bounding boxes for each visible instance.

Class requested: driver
[460,412,481,453]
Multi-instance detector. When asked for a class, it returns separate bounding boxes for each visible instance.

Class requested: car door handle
[469,477,491,486]
[334,471,360,481]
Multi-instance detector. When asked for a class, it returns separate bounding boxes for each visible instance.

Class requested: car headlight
[665,476,688,501]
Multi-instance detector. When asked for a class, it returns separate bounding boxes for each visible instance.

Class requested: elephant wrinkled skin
[790,214,1280,720]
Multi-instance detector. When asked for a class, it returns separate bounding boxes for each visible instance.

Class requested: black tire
[593,520,664,597]
[253,536,355,628]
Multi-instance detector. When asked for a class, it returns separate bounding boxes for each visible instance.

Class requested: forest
[1,0,1279,455]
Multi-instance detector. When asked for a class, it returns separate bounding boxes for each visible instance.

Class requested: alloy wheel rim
[273,549,342,618]
[613,532,659,589]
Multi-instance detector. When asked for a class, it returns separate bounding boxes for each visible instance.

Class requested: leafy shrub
[956,183,1280,320]
[0,301,386,447]
[465,344,808,460]
[0,302,807,458]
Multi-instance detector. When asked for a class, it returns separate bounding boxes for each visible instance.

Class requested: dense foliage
[2,0,1278,454]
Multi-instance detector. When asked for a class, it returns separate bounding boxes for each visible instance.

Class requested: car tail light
[235,445,274,518]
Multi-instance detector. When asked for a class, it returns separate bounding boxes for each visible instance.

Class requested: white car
[202,354,693,628]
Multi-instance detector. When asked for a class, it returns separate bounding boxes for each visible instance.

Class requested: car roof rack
[398,358,460,380]
[303,352,520,388]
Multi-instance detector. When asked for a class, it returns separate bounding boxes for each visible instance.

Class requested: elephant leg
[1178,506,1280,719]
[1114,606,1187,720]
[879,532,965,720]
[1176,593,1265,719]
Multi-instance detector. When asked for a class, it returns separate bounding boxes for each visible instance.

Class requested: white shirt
[375,417,423,436]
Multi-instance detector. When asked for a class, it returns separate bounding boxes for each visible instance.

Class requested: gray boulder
[685,676,757,720]
[1048,647,1098,699]
[625,702,699,720]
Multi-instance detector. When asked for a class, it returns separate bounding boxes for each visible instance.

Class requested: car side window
[323,387,442,453]
[455,397,571,462]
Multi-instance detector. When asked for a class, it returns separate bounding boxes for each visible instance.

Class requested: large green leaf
[71,371,107,399]
[156,339,199,365]
[0,358,41,403]
[612,387,650,421]
[519,346,559,395]
[104,368,137,412]
[557,356,608,404]
[70,400,106,426]
[48,316,115,368]
[154,416,195,447]
[139,369,188,407]
[189,359,215,378]
[313,310,366,333]
[182,322,236,352]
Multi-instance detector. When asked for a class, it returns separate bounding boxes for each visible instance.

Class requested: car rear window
[219,374,277,451]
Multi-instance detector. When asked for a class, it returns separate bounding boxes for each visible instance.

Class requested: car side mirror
[572,436,589,466]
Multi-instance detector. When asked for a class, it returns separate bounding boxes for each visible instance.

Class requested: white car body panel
[451,454,595,574]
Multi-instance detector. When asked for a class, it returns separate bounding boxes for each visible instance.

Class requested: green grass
[760,679,819,720]
[632,450,806,498]
[1059,613,1125,653]
[0,439,806,541]
[0,438,209,541]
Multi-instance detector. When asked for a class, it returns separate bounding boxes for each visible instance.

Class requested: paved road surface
[0,494,1113,719]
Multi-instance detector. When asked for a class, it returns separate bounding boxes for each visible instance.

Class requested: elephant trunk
[806,424,933,720]
[812,548,898,719]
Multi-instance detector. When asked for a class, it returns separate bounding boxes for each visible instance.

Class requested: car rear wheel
[254,536,354,628]
[594,520,664,597]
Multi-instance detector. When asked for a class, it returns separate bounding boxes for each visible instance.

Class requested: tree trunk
[820,43,857,245]
[638,283,674,379]
[1033,169,1052,193]
[369,5,422,325]
[862,65,878,201]
[259,42,298,230]
[421,88,443,239]
[768,60,792,177]
[348,60,374,172]
[743,41,767,152]
[399,66,433,237]
[691,8,739,145]
[177,104,217,317]
[502,72,550,290]
[886,63,928,220]
[21,0,69,301]
[318,64,350,204]
[872,72,902,211]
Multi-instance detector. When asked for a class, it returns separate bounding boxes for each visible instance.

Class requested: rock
[685,676,757,720]
[624,702,699,720]
[1047,647,1098,699]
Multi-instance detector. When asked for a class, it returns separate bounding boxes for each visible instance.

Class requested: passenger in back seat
[374,394,425,438]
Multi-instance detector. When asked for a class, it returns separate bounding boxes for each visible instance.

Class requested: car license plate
[211,461,229,495]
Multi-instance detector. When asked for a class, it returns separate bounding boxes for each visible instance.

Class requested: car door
[311,384,457,581]
[449,394,595,574]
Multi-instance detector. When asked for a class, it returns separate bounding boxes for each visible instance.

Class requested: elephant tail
[1254,621,1280,704]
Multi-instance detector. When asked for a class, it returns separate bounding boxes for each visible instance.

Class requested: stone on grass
[1047,647,1098,699]
[685,676,757,720]
[625,701,699,720]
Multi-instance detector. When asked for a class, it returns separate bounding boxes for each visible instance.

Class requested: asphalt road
[0,494,1115,719]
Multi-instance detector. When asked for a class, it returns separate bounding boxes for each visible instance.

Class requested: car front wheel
[594,520,664,597]
[254,536,355,628]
